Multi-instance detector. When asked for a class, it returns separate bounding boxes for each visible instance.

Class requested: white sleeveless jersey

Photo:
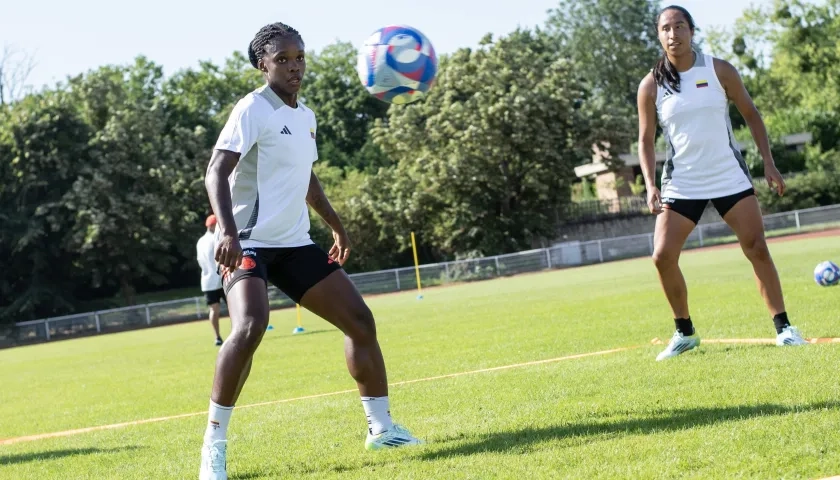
[655,52,752,199]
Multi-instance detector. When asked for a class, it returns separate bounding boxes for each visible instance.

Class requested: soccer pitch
[2,234,840,479]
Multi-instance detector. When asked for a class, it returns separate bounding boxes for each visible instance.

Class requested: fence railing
[563,196,649,221]
[2,203,839,348]
[565,171,803,222]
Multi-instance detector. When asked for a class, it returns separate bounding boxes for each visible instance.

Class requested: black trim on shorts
[204,288,226,306]
[222,244,342,304]
[661,188,755,224]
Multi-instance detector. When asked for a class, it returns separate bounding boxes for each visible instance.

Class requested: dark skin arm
[205,149,243,274]
[306,171,351,265]
[714,57,785,196]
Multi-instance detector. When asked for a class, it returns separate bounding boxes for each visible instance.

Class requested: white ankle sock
[204,400,233,444]
[361,396,393,435]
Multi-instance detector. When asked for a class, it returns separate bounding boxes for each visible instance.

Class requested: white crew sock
[204,400,233,444]
[361,396,394,436]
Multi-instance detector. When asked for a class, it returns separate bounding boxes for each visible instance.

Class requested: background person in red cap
[197,214,226,346]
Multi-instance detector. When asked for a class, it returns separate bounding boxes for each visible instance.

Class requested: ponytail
[653,5,698,92]
[653,53,682,92]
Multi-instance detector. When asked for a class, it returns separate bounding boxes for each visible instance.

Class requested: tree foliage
[302,42,391,172]
[714,0,840,177]
[3,0,840,321]
[546,0,662,152]
[0,93,90,318]
[370,29,617,256]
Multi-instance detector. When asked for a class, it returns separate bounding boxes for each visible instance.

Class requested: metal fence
[564,172,802,222]
[563,196,649,221]
[3,203,839,348]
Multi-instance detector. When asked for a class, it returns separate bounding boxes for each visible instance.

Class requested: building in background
[575,132,813,202]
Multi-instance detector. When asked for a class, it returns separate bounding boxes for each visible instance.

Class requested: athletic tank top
[655,52,752,199]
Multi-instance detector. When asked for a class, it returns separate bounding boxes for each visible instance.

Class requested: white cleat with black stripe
[776,326,808,346]
[656,330,701,361]
[365,424,424,451]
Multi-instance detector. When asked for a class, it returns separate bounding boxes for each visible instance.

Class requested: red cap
[205,215,217,228]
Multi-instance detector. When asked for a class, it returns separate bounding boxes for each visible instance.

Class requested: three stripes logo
[671,341,693,354]
[280,126,292,135]
[381,436,413,447]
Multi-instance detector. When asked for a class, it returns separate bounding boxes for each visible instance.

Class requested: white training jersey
[655,52,753,199]
[196,231,222,291]
[214,85,318,248]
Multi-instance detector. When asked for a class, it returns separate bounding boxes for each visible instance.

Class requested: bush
[756,169,840,213]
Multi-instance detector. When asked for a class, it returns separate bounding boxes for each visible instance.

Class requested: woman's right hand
[647,186,663,215]
[215,233,243,275]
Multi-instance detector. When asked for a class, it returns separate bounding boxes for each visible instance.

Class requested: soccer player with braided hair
[200,22,422,479]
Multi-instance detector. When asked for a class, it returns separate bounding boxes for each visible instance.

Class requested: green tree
[720,0,840,114]
[371,29,612,257]
[756,169,840,212]
[546,0,662,153]
[162,51,262,145]
[712,1,840,174]
[307,164,402,272]
[761,0,840,113]
[301,42,391,172]
[0,92,91,320]
[63,57,207,304]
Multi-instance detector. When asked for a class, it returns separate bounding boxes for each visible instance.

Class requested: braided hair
[247,22,304,69]
[653,6,696,93]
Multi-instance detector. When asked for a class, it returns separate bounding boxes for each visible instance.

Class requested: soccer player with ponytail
[636,6,808,361]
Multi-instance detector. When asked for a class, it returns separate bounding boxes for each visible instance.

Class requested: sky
[2,0,773,92]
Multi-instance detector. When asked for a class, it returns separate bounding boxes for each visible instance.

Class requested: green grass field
[2,234,840,479]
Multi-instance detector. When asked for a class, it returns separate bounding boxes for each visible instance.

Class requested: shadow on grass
[228,401,839,476]
[0,446,143,466]
[231,472,269,480]
[420,401,840,460]
[264,329,334,340]
[233,461,385,479]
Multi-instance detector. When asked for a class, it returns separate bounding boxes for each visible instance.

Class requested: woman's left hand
[329,228,351,266]
[764,163,786,196]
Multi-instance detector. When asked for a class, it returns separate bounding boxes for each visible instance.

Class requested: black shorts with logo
[222,244,342,304]
[661,187,755,224]
[204,288,226,306]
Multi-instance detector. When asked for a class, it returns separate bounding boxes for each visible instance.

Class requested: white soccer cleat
[200,440,227,480]
[365,424,424,451]
[656,330,701,361]
[777,326,808,346]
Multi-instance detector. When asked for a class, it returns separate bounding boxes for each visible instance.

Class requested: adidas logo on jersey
[280,126,292,135]
[662,89,673,98]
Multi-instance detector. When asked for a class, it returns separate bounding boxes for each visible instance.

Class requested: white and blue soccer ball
[814,260,840,286]
[356,25,438,105]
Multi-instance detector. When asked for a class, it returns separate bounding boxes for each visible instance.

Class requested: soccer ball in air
[814,260,840,286]
[356,25,438,104]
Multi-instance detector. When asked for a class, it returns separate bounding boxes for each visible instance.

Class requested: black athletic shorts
[221,244,342,304]
[204,288,226,306]
[661,187,755,224]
